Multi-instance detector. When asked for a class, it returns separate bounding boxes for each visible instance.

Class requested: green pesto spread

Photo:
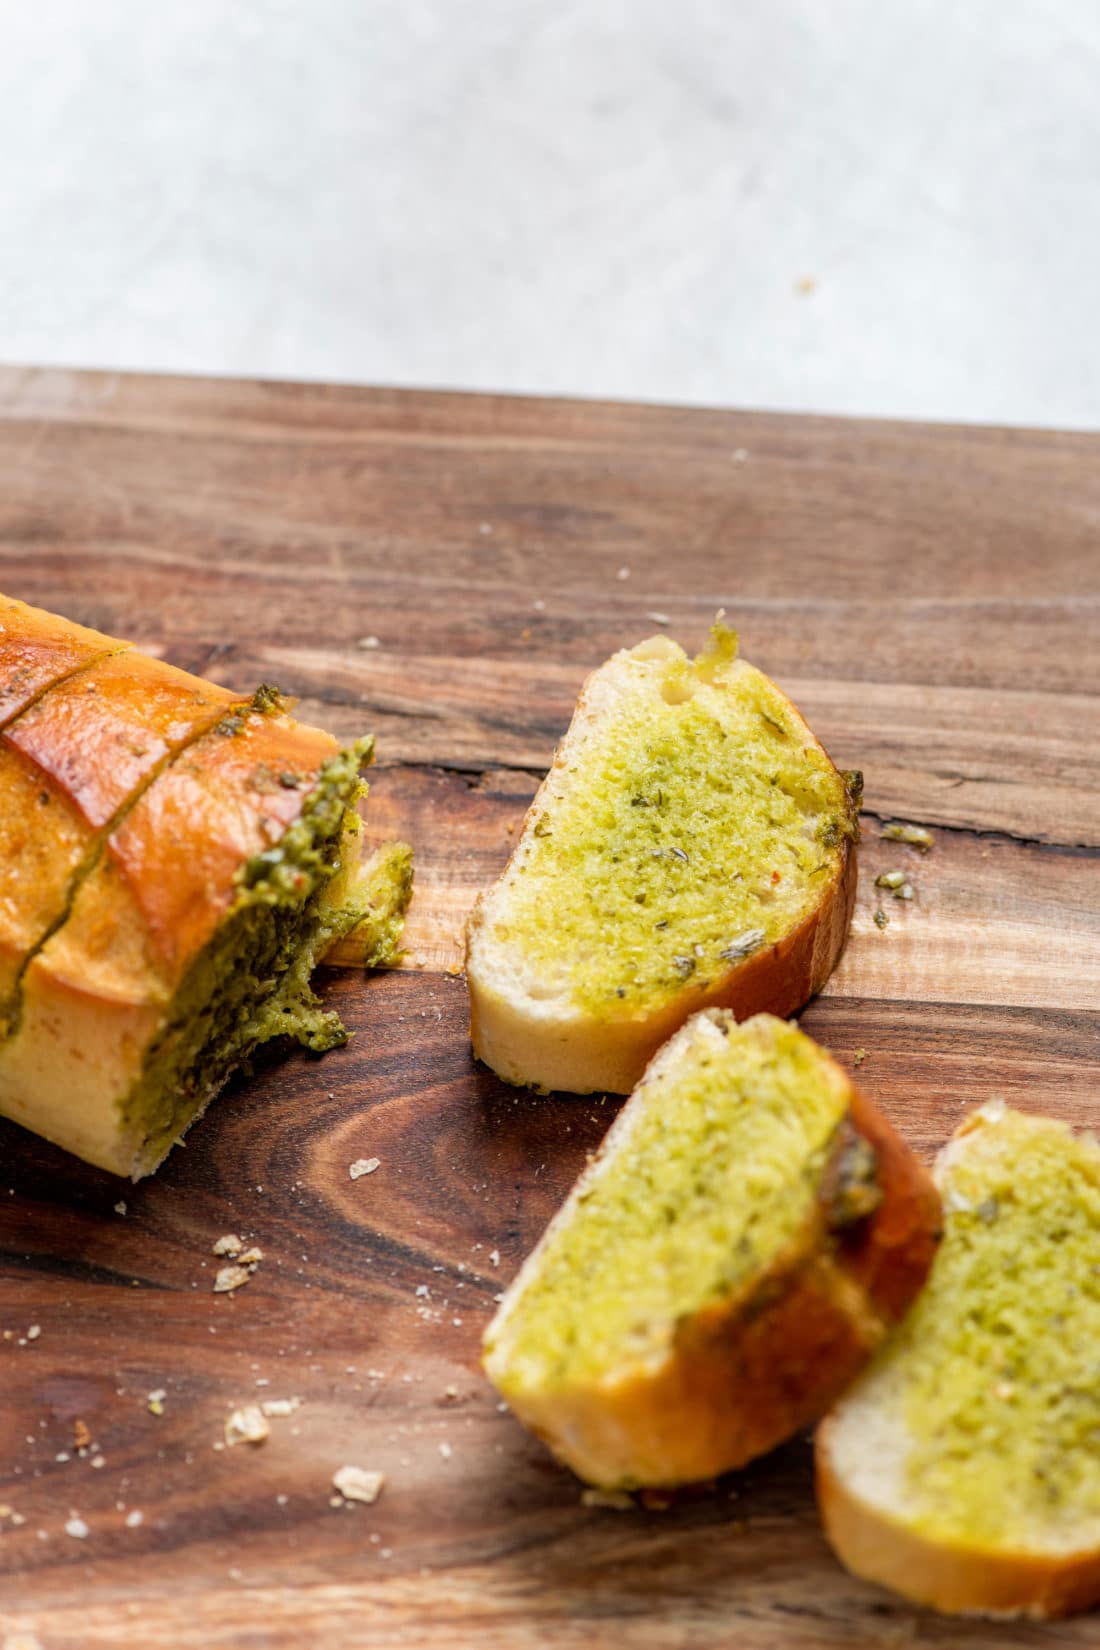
[887,1109,1100,1546]
[120,738,375,1171]
[494,628,859,1015]
[487,1013,850,1393]
[336,840,415,968]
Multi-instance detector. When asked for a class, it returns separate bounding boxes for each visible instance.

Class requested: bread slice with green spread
[483,1011,940,1489]
[466,627,861,1095]
[816,1103,1100,1619]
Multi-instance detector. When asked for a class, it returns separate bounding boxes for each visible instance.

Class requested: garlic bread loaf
[0,598,412,1177]
[483,1011,939,1489]
[816,1103,1100,1619]
[467,628,861,1095]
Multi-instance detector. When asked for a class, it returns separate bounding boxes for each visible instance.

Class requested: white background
[1,0,1098,426]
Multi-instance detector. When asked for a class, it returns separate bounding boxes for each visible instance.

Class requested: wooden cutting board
[0,367,1097,1649]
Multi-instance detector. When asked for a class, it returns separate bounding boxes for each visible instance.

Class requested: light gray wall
[2,1,1097,425]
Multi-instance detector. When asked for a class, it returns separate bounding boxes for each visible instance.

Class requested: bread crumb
[853,1049,866,1067]
[581,1488,633,1510]
[439,1441,452,1460]
[147,1389,166,1416]
[616,567,630,581]
[644,611,671,626]
[880,823,933,852]
[114,1201,127,1216]
[212,1234,243,1257]
[225,1406,270,1447]
[213,1263,253,1294]
[260,1397,302,1418]
[332,1466,385,1505]
[731,448,749,463]
[357,636,381,650]
[350,1157,381,1180]
[26,1324,40,1342]
[875,870,907,890]
[64,1515,89,1539]
[125,1509,144,1528]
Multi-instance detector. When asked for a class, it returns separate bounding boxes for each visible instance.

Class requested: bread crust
[815,1433,1100,1618]
[468,642,859,1095]
[0,748,89,1018]
[0,595,128,728]
[485,1028,940,1488]
[109,709,340,973]
[0,643,245,1042]
[5,647,238,828]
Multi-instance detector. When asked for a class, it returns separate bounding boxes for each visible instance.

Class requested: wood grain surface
[0,366,1097,1648]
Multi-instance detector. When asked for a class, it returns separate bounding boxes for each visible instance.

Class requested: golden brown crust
[5,648,238,828]
[0,748,88,1015]
[815,1433,1100,1618]
[829,1085,943,1325]
[0,630,244,1030]
[0,595,128,729]
[108,708,340,973]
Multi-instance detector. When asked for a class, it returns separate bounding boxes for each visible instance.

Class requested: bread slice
[0,643,243,1034]
[322,840,415,968]
[466,627,861,1094]
[816,1103,1100,1619]
[482,1010,940,1489]
[0,694,405,1177]
[0,594,129,727]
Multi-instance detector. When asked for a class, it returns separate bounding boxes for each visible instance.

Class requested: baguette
[467,627,860,1094]
[816,1102,1100,1619]
[483,1010,940,1489]
[0,599,412,1177]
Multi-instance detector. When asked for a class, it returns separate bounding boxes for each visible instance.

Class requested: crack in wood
[859,806,1100,858]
